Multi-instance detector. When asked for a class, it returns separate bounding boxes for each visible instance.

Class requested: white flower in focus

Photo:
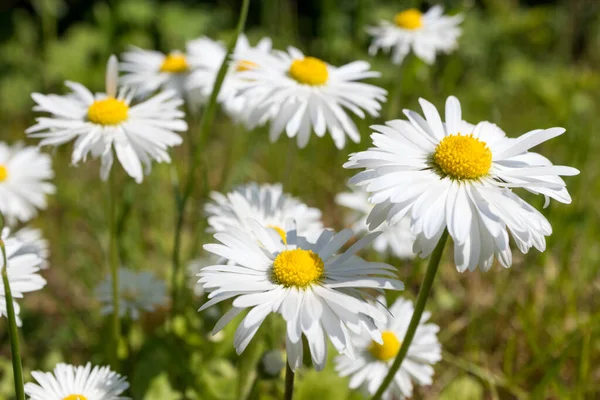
[187,34,273,121]
[336,189,415,259]
[0,228,46,326]
[96,268,168,320]
[199,221,404,371]
[335,297,441,399]
[0,142,54,224]
[368,6,462,65]
[27,56,187,183]
[231,47,387,149]
[345,96,579,272]
[14,227,50,269]
[25,362,129,400]
[205,182,324,242]
[120,46,203,106]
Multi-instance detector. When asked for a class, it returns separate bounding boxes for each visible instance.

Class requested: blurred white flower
[335,297,441,399]
[96,268,168,320]
[205,182,324,242]
[27,55,187,183]
[25,362,129,400]
[346,96,579,271]
[199,221,404,371]
[120,47,203,106]
[0,142,54,224]
[14,227,50,269]
[368,6,463,65]
[231,47,387,149]
[336,189,415,259]
[0,228,47,326]
[187,34,273,121]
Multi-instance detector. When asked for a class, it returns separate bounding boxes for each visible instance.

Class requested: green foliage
[1,0,599,399]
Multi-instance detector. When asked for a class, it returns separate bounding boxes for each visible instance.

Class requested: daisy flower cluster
[0,1,581,399]
[120,34,388,149]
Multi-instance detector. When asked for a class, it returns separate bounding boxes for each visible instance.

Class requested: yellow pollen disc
[236,60,257,72]
[288,57,329,86]
[272,249,324,288]
[160,53,189,73]
[394,9,423,30]
[369,331,401,361]
[433,134,492,180]
[0,165,8,182]
[63,395,88,400]
[268,225,287,244]
[87,98,129,126]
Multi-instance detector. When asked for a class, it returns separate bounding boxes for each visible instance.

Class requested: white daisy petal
[346,95,578,271]
[200,223,403,371]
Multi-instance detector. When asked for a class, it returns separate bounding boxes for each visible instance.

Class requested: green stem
[108,173,121,369]
[284,361,295,400]
[371,230,449,400]
[170,0,251,312]
[1,228,26,400]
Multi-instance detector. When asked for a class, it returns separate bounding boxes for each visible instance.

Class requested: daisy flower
[119,46,203,106]
[198,221,404,371]
[205,182,324,242]
[27,55,187,183]
[335,297,441,399]
[96,268,168,320]
[336,189,416,259]
[345,96,579,272]
[0,142,54,224]
[25,362,129,400]
[14,227,50,269]
[0,228,46,326]
[187,34,273,120]
[232,47,387,149]
[368,6,463,65]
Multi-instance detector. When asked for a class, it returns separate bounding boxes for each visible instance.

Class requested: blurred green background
[1,0,599,399]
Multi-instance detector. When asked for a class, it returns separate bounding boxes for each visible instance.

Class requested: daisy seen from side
[205,182,324,242]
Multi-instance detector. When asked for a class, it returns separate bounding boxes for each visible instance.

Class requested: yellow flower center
[87,98,129,126]
[394,9,423,30]
[272,249,324,288]
[268,225,287,244]
[160,53,189,73]
[369,331,401,361]
[63,395,88,400]
[288,57,329,86]
[433,134,492,180]
[236,60,257,72]
[0,165,8,182]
